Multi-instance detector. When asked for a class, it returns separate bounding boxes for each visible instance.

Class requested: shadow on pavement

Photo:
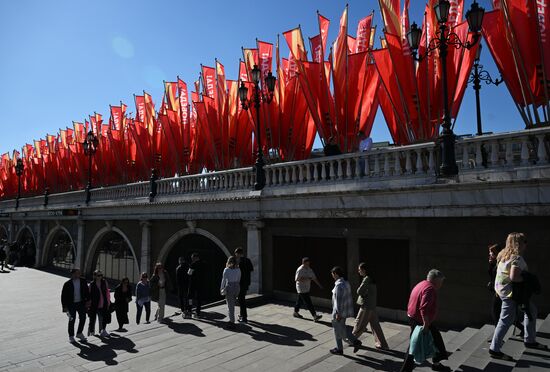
[345,353,404,371]
[163,318,206,337]
[72,335,138,366]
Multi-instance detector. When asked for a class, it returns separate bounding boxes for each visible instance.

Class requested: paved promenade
[0,268,413,372]
[1,268,549,371]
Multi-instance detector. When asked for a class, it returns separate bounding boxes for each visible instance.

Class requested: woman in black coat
[114,277,133,331]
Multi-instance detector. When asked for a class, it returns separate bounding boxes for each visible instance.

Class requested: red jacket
[407,280,438,324]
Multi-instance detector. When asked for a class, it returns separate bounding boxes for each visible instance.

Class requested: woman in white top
[489,233,547,361]
[220,256,241,329]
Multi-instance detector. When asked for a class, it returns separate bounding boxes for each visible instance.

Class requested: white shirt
[72,278,81,303]
[221,267,241,291]
[295,265,317,294]
[359,137,373,152]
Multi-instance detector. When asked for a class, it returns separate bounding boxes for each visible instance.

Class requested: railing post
[462,143,470,169]
[383,153,391,176]
[415,149,423,174]
[490,140,500,167]
[345,158,352,179]
[394,152,402,175]
[321,161,327,181]
[475,142,484,168]
[428,148,435,173]
[505,140,514,166]
[354,155,362,179]
[405,150,413,174]
[374,154,380,176]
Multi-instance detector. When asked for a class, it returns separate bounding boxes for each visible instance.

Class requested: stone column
[243,220,264,294]
[34,221,42,268]
[76,220,85,270]
[140,220,152,275]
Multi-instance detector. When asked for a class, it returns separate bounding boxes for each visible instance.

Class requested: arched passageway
[46,229,76,270]
[15,227,36,267]
[164,233,229,304]
[91,231,139,284]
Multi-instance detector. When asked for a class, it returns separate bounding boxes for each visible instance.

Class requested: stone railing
[0,126,548,211]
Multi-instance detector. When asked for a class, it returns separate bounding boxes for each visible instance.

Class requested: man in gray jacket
[330,266,361,355]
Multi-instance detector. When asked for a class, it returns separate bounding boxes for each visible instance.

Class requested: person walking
[352,262,389,350]
[221,256,241,330]
[176,257,191,319]
[329,266,361,355]
[114,277,132,331]
[188,252,205,318]
[150,262,171,323]
[293,257,323,321]
[400,269,450,372]
[235,247,254,323]
[135,272,151,324]
[489,232,548,360]
[61,268,90,343]
[88,270,111,337]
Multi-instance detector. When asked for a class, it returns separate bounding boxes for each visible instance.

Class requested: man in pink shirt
[400,269,450,372]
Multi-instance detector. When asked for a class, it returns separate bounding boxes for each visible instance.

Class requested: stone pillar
[76,220,85,270]
[243,220,264,294]
[346,235,360,292]
[8,220,15,242]
[140,220,152,275]
[34,221,42,268]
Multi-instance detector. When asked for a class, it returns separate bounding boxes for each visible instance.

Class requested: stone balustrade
[1,126,548,211]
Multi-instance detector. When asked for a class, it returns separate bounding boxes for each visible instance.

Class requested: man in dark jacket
[176,256,191,319]
[61,268,90,343]
[188,252,205,318]
[235,247,254,323]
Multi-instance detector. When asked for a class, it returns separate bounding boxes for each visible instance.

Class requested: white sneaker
[69,336,76,343]
[100,330,109,337]
[76,333,87,341]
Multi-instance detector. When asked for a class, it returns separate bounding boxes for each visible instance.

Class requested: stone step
[512,314,550,372]
[444,324,495,371]
[457,314,547,372]
[446,327,478,353]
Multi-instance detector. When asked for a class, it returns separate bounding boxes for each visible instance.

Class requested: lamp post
[15,159,24,209]
[468,44,502,136]
[407,0,485,176]
[83,130,99,204]
[238,65,276,190]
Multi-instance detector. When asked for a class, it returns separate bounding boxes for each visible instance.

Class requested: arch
[157,227,231,265]
[84,226,140,279]
[41,224,76,268]
[15,225,35,246]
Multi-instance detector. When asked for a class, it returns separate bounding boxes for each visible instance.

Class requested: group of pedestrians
[60,231,546,372]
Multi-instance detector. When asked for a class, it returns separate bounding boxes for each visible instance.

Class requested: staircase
[409,314,550,372]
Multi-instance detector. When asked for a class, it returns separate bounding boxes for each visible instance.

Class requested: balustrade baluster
[337,159,344,180]
[521,139,530,166]
[291,166,297,183]
[321,161,327,181]
[405,151,412,174]
[373,154,380,176]
[313,163,320,182]
[505,140,514,166]
[394,152,402,175]
[415,149,423,174]
[428,148,435,173]
[383,153,391,176]
[298,165,304,183]
[354,156,361,179]
[462,143,470,169]
[345,158,352,179]
[329,160,336,180]
[490,140,500,167]
[364,154,370,177]
[537,134,549,164]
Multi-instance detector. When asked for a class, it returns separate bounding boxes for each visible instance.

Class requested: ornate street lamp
[83,130,99,204]
[238,65,276,190]
[468,44,502,135]
[407,0,485,176]
[15,158,24,209]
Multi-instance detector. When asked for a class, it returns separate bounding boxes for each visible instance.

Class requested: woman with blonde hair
[220,256,241,330]
[489,233,547,361]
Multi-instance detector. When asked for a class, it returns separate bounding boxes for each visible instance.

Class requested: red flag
[355,14,373,53]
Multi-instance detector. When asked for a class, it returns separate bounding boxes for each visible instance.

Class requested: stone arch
[15,224,35,245]
[157,227,231,265]
[84,226,140,280]
[41,224,76,267]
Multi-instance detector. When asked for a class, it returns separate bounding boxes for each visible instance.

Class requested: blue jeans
[490,298,537,352]
[332,318,357,350]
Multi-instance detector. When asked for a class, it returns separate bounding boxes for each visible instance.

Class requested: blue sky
[0,0,517,156]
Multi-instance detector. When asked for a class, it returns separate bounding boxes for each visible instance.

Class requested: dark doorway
[92,231,139,284]
[164,234,228,304]
[272,236,347,299]
[358,239,410,310]
[47,229,75,270]
[16,228,36,267]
